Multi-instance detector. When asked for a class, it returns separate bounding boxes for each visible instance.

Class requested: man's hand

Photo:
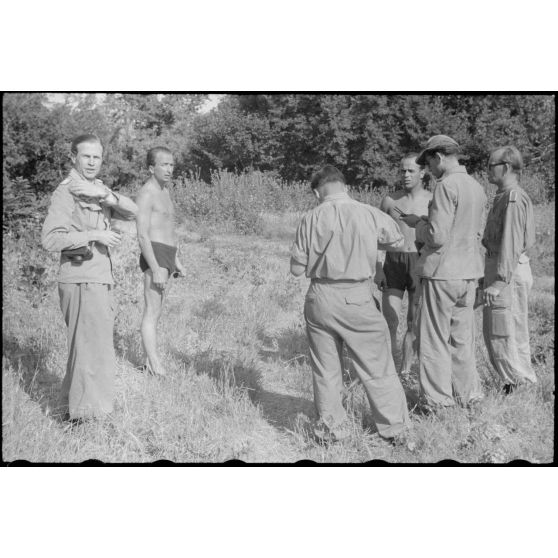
[374,268,387,291]
[69,181,108,200]
[174,261,186,278]
[483,285,502,307]
[92,230,121,248]
[399,213,422,228]
[152,267,168,290]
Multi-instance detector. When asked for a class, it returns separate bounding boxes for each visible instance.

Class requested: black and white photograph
[2,93,554,464]
[1,3,556,557]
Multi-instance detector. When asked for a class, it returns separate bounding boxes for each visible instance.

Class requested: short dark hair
[310,165,345,190]
[71,134,103,155]
[401,152,424,169]
[147,146,173,168]
[493,145,523,172]
[425,144,460,159]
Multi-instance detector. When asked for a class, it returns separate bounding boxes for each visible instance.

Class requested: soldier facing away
[136,147,186,377]
[482,146,537,392]
[290,165,410,443]
[378,153,432,376]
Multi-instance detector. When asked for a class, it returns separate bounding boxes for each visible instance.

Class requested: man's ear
[70,152,76,166]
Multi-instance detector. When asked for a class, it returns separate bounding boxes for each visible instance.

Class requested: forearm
[378,237,404,251]
[42,226,96,252]
[103,191,138,219]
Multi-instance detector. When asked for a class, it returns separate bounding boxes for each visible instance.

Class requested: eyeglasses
[488,161,509,169]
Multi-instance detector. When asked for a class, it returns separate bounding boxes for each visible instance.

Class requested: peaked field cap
[416,135,460,165]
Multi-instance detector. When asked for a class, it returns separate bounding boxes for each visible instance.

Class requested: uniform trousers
[58,283,116,419]
[483,259,537,385]
[304,280,409,439]
[416,278,483,406]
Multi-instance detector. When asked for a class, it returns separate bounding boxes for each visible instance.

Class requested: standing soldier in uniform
[136,147,186,377]
[482,146,537,392]
[378,153,432,376]
[42,134,138,421]
[400,135,486,409]
[290,165,410,442]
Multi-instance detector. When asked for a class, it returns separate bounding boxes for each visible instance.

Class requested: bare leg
[400,289,417,375]
[381,288,404,365]
[140,268,168,376]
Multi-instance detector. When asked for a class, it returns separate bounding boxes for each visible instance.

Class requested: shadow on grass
[258,326,309,364]
[113,326,145,369]
[2,333,64,421]
[176,348,316,432]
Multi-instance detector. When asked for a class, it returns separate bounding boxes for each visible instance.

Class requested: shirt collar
[323,191,350,202]
[442,165,468,178]
[69,168,102,185]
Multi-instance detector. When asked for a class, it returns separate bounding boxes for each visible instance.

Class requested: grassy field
[2,176,554,463]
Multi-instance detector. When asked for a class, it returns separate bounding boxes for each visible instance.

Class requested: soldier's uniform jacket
[42,169,136,284]
[482,186,535,291]
[415,166,486,280]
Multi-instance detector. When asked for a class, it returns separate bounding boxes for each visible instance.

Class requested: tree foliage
[3,93,554,215]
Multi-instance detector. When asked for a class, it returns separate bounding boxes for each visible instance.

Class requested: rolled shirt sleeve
[375,210,405,251]
[41,186,94,252]
[415,181,455,249]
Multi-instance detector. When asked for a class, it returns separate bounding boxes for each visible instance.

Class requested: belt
[310,278,369,284]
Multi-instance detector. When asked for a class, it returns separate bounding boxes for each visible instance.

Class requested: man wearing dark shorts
[139,242,177,276]
[383,252,419,293]
[136,147,185,376]
[377,153,432,376]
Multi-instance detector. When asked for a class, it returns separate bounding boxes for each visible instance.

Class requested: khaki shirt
[291,192,404,281]
[41,169,136,284]
[415,166,486,280]
[482,186,535,290]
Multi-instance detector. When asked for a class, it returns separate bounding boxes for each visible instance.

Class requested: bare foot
[144,360,167,377]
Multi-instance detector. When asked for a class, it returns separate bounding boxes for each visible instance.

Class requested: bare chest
[394,193,431,216]
[151,191,175,218]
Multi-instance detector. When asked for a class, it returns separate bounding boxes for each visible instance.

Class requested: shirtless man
[377,153,432,376]
[136,147,185,376]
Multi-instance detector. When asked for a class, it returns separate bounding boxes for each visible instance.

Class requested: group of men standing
[290,135,537,443]
[41,132,537,446]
